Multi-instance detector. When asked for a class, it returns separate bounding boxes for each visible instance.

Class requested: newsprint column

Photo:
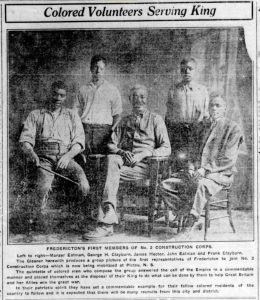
[0,0,259,300]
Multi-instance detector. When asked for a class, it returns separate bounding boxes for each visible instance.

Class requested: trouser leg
[34,158,55,211]
[83,124,112,155]
[98,155,149,225]
[60,159,90,221]
[61,159,90,199]
[92,126,112,154]
[190,177,222,218]
[97,155,123,224]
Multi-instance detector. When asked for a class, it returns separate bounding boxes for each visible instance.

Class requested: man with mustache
[83,84,171,239]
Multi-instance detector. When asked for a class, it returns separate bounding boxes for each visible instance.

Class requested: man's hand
[21,142,40,167]
[117,150,135,166]
[57,153,72,169]
[30,151,40,167]
[131,149,152,166]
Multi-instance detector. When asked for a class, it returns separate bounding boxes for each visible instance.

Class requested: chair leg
[227,194,236,233]
[118,195,125,231]
[204,201,210,241]
[165,207,170,227]
[177,215,182,233]
[148,209,154,237]
[159,194,169,227]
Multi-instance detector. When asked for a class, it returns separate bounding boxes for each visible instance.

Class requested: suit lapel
[200,118,224,155]
[199,120,212,154]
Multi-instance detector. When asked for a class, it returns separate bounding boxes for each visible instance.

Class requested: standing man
[83,84,171,240]
[19,81,89,220]
[74,55,122,155]
[165,58,209,168]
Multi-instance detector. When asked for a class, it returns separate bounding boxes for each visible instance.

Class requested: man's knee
[72,164,90,196]
[78,176,90,196]
[35,181,52,199]
[196,178,208,191]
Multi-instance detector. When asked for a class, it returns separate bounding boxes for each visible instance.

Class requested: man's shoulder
[81,80,119,93]
[148,111,164,122]
[193,82,207,90]
[102,80,120,92]
[173,81,207,91]
[79,83,92,93]
[122,110,163,120]
[214,118,241,140]
[27,109,43,118]
[222,118,241,132]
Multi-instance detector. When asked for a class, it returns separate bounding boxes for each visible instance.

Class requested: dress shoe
[82,224,113,240]
[101,204,118,225]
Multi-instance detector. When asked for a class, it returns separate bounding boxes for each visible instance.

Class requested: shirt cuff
[71,141,85,151]
[19,138,35,147]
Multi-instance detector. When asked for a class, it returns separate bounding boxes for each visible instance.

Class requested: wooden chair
[158,174,194,233]
[117,156,170,236]
[163,152,243,240]
[200,135,243,241]
[202,184,235,241]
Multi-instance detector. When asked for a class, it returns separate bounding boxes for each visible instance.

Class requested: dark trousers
[33,153,89,213]
[83,124,112,155]
[167,122,200,171]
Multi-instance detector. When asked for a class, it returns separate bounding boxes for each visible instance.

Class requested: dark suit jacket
[197,117,243,185]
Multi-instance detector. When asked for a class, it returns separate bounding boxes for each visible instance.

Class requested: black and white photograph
[1,1,259,299]
[8,28,253,244]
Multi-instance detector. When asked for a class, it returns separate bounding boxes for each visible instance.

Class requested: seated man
[163,92,242,231]
[83,84,171,239]
[19,80,90,223]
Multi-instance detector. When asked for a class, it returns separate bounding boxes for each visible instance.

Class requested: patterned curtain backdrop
[189,28,248,153]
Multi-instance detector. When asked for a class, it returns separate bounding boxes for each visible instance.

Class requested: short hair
[51,80,67,92]
[180,57,197,67]
[209,91,226,105]
[129,84,148,98]
[90,55,106,70]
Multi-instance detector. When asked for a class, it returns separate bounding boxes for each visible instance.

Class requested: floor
[9,210,254,244]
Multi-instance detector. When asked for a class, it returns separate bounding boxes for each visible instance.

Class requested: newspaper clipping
[0,0,259,299]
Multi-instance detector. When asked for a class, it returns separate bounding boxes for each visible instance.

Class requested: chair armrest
[88,154,107,160]
[146,156,170,188]
[146,156,170,181]
[146,156,170,163]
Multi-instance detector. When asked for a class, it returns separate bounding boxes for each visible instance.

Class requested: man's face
[209,96,226,120]
[130,88,148,115]
[91,60,105,82]
[51,88,66,109]
[180,61,196,83]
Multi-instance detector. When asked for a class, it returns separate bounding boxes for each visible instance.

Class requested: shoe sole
[82,231,113,240]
